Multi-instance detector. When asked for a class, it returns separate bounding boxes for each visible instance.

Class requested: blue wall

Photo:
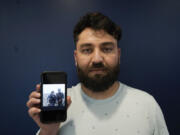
[0,0,179,134]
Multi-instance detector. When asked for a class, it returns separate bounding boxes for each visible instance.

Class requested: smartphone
[40,71,67,123]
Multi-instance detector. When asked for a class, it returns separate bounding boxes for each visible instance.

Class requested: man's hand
[26,84,71,135]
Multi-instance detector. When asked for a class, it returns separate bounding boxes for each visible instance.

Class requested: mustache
[89,62,107,70]
[92,62,104,68]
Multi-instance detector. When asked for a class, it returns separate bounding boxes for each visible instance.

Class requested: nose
[91,49,103,63]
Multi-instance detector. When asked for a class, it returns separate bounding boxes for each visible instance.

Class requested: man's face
[74,28,121,92]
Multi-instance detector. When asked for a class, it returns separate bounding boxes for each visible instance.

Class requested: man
[26,12,169,135]
[47,91,56,106]
[56,89,64,106]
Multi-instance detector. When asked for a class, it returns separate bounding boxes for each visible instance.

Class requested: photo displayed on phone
[42,84,65,111]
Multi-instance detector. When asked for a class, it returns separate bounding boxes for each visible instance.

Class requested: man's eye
[81,48,92,54]
[102,48,113,53]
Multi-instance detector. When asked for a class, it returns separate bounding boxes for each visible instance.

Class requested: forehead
[76,28,117,47]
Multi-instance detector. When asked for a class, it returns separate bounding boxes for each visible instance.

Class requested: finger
[29,91,41,99]
[67,96,72,108]
[28,107,41,118]
[36,84,41,92]
[27,98,41,108]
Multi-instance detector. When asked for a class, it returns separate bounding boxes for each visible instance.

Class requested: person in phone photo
[47,91,56,107]
[56,89,64,107]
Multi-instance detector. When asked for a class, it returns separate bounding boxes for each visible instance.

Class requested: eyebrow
[101,42,115,47]
[79,42,115,49]
[79,43,92,49]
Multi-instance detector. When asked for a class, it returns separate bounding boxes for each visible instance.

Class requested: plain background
[0,0,179,134]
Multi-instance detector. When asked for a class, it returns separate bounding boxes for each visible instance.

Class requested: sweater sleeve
[36,129,40,135]
[152,98,169,135]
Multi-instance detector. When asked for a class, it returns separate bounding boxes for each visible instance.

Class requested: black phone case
[40,71,67,123]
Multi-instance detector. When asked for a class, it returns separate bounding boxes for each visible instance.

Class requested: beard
[76,62,120,92]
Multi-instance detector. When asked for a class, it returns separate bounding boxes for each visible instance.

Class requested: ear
[74,50,77,66]
[118,48,121,64]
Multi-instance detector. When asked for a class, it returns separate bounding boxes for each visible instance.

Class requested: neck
[81,81,120,100]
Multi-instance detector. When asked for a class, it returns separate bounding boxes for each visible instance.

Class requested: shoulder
[120,82,157,106]
[67,83,82,100]
[67,83,81,93]
[120,82,162,119]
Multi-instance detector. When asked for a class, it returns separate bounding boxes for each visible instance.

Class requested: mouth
[89,68,107,74]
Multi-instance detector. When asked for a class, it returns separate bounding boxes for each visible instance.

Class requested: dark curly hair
[73,12,122,44]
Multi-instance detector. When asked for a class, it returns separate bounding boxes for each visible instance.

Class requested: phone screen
[40,72,67,123]
[42,84,66,111]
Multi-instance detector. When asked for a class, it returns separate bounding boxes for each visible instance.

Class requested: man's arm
[152,98,169,135]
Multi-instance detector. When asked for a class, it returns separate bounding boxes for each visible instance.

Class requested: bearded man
[27,12,169,135]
